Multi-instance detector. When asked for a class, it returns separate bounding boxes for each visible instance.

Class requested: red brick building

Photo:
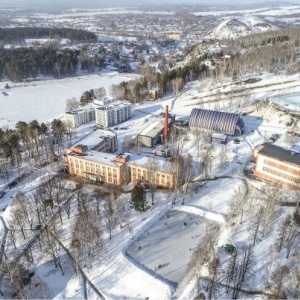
[253,143,300,189]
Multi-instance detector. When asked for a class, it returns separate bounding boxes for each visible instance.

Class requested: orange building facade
[66,149,125,186]
[253,143,300,189]
[127,158,175,189]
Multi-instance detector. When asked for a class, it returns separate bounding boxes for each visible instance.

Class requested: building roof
[71,129,116,151]
[127,154,173,173]
[95,100,132,111]
[212,133,227,139]
[139,121,164,138]
[68,150,123,167]
[189,108,244,135]
[290,142,300,154]
[258,143,300,166]
[65,104,95,115]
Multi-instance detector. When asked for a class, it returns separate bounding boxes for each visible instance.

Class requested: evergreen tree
[131,183,147,212]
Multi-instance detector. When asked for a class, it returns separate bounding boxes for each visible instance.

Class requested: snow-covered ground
[0,71,139,129]
[1,70,300,299]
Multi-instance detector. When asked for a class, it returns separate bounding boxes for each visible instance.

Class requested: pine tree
[131,183,147,212]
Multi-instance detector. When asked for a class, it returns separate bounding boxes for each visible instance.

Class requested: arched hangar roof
[189,108,244,135]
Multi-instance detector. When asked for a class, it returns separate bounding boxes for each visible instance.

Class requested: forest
[0,27,97,43]
[0,48,80,81]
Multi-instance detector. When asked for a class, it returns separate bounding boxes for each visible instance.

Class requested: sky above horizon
[2,0,300,8]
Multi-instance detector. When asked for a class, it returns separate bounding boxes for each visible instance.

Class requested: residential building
[95,99,132,129]
[253,143,300,189]
[64,106,95,128]
[127,154,175,189]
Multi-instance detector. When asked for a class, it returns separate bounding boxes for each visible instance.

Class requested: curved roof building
[189,108,244,136]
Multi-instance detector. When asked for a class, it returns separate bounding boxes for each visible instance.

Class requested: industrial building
[189,108,244,136]
[253,143,300,189]
[95,98,132,129]
[64,105,95,128]
[137,105,175,148]
[138,121,165,148]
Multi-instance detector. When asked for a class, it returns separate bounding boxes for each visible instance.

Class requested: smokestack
[164,105,169,140]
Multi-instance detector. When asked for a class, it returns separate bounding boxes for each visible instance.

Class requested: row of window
[260,173,298,189]
[69,159,118,173]
[262,166,300,183]
[71,167,118,179]
[263,159,298,174]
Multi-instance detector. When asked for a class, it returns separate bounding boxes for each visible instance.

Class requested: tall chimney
[164,105,169,140]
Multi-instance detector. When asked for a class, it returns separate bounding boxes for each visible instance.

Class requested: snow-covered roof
[127,154,173,173]
[69,150,122,167]
[72,129,116,151]
[139,121,164,137]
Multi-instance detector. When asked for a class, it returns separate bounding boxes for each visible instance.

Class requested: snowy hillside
[211,16,274,39]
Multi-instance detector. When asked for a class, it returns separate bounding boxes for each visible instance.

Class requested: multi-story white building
[64,106,95,128]
[95,99,132,129]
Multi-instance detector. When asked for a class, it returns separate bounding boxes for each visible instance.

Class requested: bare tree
[122,135,133,153]
[94,87,107,98]
[65,97,79,112]
[172,154,184,203]
[71,209,102,268]
[285,226,300,258]
[267,265,289,299]
[276,214,292,252]
[206,254,220,299]
[228,185,248,225]
[218,145,228,170]
[146,157,159,205]
[231,245,254,299]
[251,206,264,246]
[103,190,117,240]
[182,153,194,195]
[44,229,65,275]
[288,264,300,298]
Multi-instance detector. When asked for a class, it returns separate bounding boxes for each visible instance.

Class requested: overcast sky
[2,0,300,8]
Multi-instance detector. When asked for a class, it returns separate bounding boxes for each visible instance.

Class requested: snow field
[0,71,140,129]
[127,209,218,284]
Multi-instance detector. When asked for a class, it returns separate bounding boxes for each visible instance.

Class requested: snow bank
[173,204,226,224]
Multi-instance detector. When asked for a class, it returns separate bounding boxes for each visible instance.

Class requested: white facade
[65,106,95,128]
[95,100,132,129]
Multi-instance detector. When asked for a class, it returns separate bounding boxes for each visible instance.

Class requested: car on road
[0,191,6,198]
